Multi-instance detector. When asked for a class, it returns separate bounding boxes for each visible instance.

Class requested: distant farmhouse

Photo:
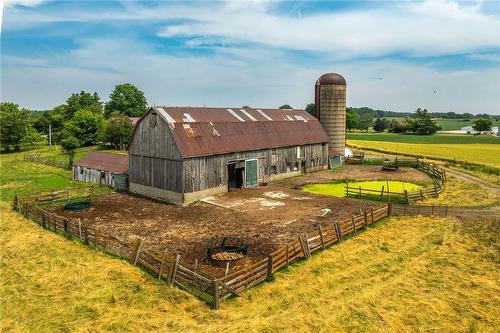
[460,125,499,135]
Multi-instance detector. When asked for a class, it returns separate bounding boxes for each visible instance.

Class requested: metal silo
[315,73,346,156]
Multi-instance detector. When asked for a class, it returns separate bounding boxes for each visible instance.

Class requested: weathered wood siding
[183,143,327,193]
[73,166,115,187]
[129,110,184,193]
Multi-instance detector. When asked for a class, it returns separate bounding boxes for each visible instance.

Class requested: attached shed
[128,106,330,204]
[73,152,128,189]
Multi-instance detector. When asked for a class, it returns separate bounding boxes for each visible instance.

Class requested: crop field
[1,151,499,332]
[347,132,500,167]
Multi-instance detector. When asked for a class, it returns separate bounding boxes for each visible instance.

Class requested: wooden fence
[345,159,447,204]
[215,205,390,302]
[13,190,392,309]
[24,153,70,169]
[13,191,217,307]
[390,203,449,217]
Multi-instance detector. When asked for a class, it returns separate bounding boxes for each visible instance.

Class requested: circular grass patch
[303,180,422,197]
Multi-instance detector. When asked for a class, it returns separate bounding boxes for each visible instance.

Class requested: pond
[303,180,422,198]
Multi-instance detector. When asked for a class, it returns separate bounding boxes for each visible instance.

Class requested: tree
[63,109,105,146]
[279,104,293,109]
[65,91,102,119]
[462,113,474,120]
[60,135,80,167]
[373,118,389,132]
[101,113,134,149]
[242,105,251,109]
[0,102,37,152]
[359,113,374,131]
[104,83,148,118]
[346,109,360,130]
[472,117,493,133]
[388,119,407,133]
[33,105,65,144]
[406,108,440,135]
[305,103,315,117]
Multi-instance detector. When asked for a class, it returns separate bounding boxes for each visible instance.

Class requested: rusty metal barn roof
[74,152,128,174]
[148,106,329,158]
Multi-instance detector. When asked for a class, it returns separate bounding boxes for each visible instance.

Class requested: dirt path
[443,167,500,193]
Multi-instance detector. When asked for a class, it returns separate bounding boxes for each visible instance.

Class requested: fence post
[420,189,424,200]
[169,254,180,286]
[212,280,220,310]
[371,208,375,223]
[158,249,168,280]
[318,224,325,249]
[299,235,310,259]
[387,203,392,217]
[285,244,289,268]
[132,239,144,265]
[380,186,384,199]
[335,222,342,241]
[404,190,409,204]
[351,215,357,233]
[267,255,273,279]
[358,186,362,198]
[63,218,69,238]
[363,211,368,228]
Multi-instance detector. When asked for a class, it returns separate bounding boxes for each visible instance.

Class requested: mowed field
[1,150,499,331]
[347,132,500,167]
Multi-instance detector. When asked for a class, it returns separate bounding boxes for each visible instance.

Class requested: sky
[1,0,500,114]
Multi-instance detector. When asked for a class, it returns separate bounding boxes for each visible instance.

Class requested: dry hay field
[1,150,499,332]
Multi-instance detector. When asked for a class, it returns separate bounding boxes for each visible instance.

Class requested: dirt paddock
[47,184,374,277]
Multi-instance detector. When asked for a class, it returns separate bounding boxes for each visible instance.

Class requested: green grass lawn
[347,132,500,167]
[303,181,421,197]
[434,119,475,131]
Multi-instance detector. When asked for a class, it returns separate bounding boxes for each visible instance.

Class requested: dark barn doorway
[228,162,244,191]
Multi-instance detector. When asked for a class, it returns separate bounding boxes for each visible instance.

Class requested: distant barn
[128,107,330,204]
[72,151,128,190]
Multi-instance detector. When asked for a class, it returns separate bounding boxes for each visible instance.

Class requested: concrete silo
[314,73,346,156]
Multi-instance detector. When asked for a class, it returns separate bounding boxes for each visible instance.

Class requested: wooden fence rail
[13,190,394,309]
[345,159,447,204]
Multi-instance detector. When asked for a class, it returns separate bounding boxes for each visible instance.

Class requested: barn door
[244,159,258,188]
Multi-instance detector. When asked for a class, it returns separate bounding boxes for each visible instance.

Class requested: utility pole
[48,124,52,146]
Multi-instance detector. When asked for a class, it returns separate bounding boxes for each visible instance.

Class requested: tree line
[0,83,147,164]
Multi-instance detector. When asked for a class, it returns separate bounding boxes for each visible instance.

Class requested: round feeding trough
[64,199,91,211]
[205,237,248,267]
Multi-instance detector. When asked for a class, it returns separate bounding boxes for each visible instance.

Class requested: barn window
[80,169,84,174]
[322,142,326,147]
[101,172,105,179]
[149,112,157,127]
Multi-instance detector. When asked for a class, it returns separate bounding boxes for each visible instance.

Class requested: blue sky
[1,0,500,114]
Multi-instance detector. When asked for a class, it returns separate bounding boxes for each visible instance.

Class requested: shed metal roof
[144,106,329,158]
[74,152,128,174]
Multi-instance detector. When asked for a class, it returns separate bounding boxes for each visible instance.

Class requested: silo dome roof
[316,73,346,86]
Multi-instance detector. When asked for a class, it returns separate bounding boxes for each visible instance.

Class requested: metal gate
[244,159,258,188]
[329,155,342,169]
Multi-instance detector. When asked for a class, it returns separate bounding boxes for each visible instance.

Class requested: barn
[128,107,330,204]
[72,151,128,190]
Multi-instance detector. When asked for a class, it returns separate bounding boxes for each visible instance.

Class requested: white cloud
[2,37,500,114]
[155,0,500,58]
